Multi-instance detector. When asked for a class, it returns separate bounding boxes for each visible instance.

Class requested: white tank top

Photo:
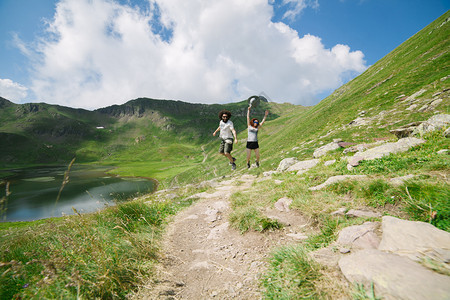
[247,126,258,142]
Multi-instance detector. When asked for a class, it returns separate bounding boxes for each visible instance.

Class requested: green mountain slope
[256,11,449,167]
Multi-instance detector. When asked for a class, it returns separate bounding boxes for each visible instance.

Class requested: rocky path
[136,174,308,299]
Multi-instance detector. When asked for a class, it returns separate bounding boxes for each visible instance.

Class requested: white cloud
[21,0,366,109]
[281,0,319,21]
[0,78,28,102]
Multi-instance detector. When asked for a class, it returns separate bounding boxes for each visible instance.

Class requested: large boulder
[412,114,450,136]
[336,222,380,250]
[313,141,342,158]
[276,157,299,172]
[347,137,425,167]
[339,249,450,300]
[378,216,450,263]
[286,159,320,173]
[338,216,450,299]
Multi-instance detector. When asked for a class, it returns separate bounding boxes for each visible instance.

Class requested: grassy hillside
[143,11,449,185]
[255,11,449,167]
[0,95,291,182]
[0,11,449,300]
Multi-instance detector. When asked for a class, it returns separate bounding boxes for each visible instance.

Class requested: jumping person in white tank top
[246,106,268,168]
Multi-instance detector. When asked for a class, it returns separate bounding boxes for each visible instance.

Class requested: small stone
[339,248,351,254]
[324,159,336,166]
[286,233,308,240]
[274,197,293,212]
[331,208,347,216]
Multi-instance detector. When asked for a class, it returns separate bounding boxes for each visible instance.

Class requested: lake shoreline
[0,164,157,223]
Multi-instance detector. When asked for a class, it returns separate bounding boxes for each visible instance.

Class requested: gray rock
[343,144,368,154]
[349,117,370,126]
[347,137,425,166]
[276,157,299,172]
[263,170,278,177]
[286,233,308,240]
[444,127,450,138]
[418,104,429,112]
[389,174,417,186]
[379,216,450,263]
[430,98,443,108]
[274,197,293,212]
[337,222,380,250]
[308,175,367,191]
[313,142,342,158]
[346,209,381,218]
[331,208,347,216]
[406,104,418,111]
[324,159,336,166]
[390,122,423,138]
[286,159,320,172]
[437,149,449,155]
[389,127,415,138]
[412,114,450,136]
[339,249,450,300]
[309,247,341,267]
[402,88,427,104]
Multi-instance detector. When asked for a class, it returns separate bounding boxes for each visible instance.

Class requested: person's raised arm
[247,106,251,126]
[260,110,269,127]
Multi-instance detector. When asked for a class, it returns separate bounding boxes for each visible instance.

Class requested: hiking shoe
[231,163,236,170]
[229,157,236,165]
[247,162,250,169]
[256,161,260,168]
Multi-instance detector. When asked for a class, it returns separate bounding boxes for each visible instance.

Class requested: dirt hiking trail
[136,174,309,299]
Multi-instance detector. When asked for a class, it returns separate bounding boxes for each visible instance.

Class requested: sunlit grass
[0,182,205,299]
[261,245,327,299]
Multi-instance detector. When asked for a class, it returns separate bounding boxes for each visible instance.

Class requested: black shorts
[246,141,259,149]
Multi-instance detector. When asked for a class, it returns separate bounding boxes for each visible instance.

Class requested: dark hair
[250,118,259,126]
[218,110,232,119]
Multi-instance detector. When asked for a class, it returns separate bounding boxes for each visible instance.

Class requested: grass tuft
[229,206,282,233]
[401,181,450,231]
[261,245,326,299]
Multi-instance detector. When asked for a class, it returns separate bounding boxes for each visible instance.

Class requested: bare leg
[255,148,260,163]
[223,152,234,163]
[246,148,251,164]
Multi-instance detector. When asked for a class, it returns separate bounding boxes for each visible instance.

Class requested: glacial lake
[0,165,157,222]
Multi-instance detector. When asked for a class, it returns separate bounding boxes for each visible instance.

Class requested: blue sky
[0,0,448,110]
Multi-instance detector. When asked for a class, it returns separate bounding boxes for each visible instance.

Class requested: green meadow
[0,11,449,299]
